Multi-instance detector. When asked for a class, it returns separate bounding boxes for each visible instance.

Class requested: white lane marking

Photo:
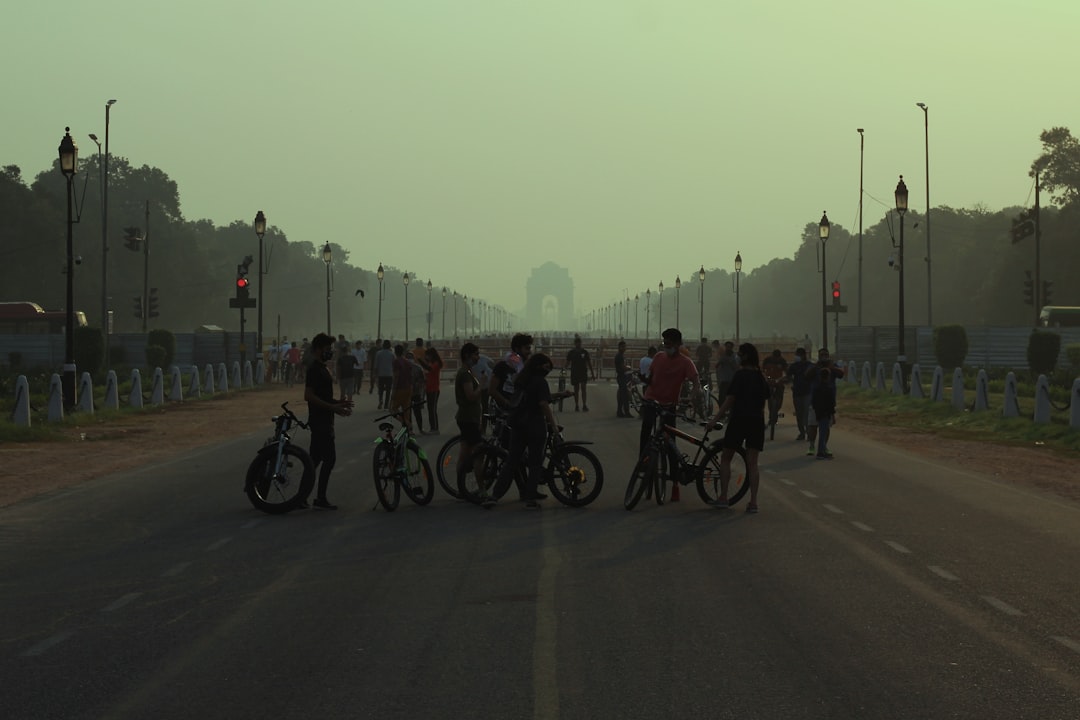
[206,537,232,551]
[981,596,1024,616]
[241,518,266,529]
[800,490,818,498]
[533,515,561,720]
[928,565,959,581]
[823,504,844,514]
[764,468,777,474]
[851,521,874,532]
[778,478,795,486]
[884,540,911,554]
[1052,636,1080,654]
[102,593,142,612]
[161,562,192,577]
[23,632,73,657]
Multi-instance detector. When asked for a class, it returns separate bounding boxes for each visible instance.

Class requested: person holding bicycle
[639,328,701,456]
[304,333,354,510]
[453,342,486,492]
[706,342,770,513]
[762,348,788,426]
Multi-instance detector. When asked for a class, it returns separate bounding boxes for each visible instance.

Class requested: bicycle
[624,400,748,510]
[627,372,645,416]
[244,402,316,514]
[371,400,435,511]
[435,407,513,499]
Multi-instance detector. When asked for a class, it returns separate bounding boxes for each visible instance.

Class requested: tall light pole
[101,99,116,368]
[441,287,447,338]
[819,212,830,349]
[857,128,864,326]
[658,281,664,330]
[895,176,909,364]
[59,128,79,410]
[634,294,640,337]
[675,276,681,329]
[917,102,932,326]
[376,263,385,339]
[645,288,652,340]
[403,272,411,339]
[88,133,107,367]
[734,252,743,345]
[697,266,705,340]
[426,279,433,340]
[453,291,459,338]
[254,210,266,354]
[322,243,332,334]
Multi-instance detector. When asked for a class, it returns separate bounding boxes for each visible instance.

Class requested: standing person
[304,333,353,510]
[278,337,291,382]
[639,328,701,456]
[267,342,279,383]
[614,340,631,417]
[409,350,427,433]
[336,338,357,401]
[805,348,845,457]
[811,367,837,459]
[368,339,380,395]
[286,341,302,387]
[639,345,656,380]
[352,340,367,398]
[489,333,533,410]
[454,343,486,492]
[374,340,395,410]
[695,337,713,386]
[424,346,444,434]
[491,353,561,510]
[706,343,771,513]
[411,337,427,364]
[787,347,813,440]
[390,344,415,432]
[762,348,788,424]
[715,341,737,399]
[565,335,596,412]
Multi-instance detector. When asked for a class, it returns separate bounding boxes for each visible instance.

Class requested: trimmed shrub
[147,329,176,369]
[932,324,968,370]
[1066,343,1080,371]
[75,326,105,376]
[1026,330,1061,378]
[145,344,168,371]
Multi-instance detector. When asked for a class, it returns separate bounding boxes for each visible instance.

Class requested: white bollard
[204,364,216,394]
[169,366,184,402]
[231,362,242,389]
[104,370,119,410]
[48,373,64,422]
[930,366,944,402]
[151,367,165,406]
[12,375,31,427]
[910,364,924,399]
[218,363,229,393]
[77,372,95,414]
[255,359,265,386]
[1002,372,1019,418]
[1033,375,1052,424]
[1071,379,1080,430]
[951,368,965,410]
[129,369,144,409]
[860,361,871,390]
[188,365,201,398]
[974,369,990,412]
[243,361,254,388]
[891,363,904,395]
[875,362,886,392]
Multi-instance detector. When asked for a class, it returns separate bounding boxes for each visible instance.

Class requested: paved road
[3,383,1080,719]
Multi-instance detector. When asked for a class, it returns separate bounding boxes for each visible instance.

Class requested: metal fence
[836,326,1080,370]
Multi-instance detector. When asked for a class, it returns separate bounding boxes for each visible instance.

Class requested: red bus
[0,302,88,334]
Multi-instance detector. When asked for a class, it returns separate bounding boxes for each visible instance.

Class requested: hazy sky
[6,0,1078,317]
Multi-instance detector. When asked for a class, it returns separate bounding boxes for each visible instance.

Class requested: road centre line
[800,490,818,498]
[928,565,960,581]
[981,595,1024,616]
[884,540,911,554]
[1052,636,1080,654]
[851,521,874,532]
[823,504,844,514]
[777,478,795,486]
[206,537,233,551]
[101,592,143,612]
[161,562,192,577]
[22,631,72,657]
[241,518,267,529]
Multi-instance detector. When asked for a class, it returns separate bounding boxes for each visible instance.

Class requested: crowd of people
[267,327,844,514]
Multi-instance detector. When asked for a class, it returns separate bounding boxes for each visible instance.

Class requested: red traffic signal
[236,277,250,289]
[831,281,841,299]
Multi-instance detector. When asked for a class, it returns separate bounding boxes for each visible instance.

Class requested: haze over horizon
[5,1,1077,317]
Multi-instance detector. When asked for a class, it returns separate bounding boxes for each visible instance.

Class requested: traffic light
[1010,210,1035,243]
[148,287,160,318]
[236,275,250,302]
[133,295,143,320]
[1042,280,1053,307]
[1023,272,1034,306]
[831,281,841,301]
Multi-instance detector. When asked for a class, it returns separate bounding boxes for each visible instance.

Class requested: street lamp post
[59,128,79,410]
[254,210,266,355]
[634,294,639,337]
[819,212,830,349]
[658,281,664,330]
[376,263,385,340]
[917,102,932,326]
[101,99,116,369]
[453,291,459,338]
[895,176,909,364]
[441,287,447,339]
[645,288,652,340]
[322,243,332,334]
[697,266,705,340]
[426,279,432,340]
[403,272,411,339]
[857,128,865,326]
[675,276,681,329]
[734,252,742,345]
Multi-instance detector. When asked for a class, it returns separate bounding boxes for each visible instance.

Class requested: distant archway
[525,262,574,331]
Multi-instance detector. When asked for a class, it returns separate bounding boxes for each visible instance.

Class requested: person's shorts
[571,373,588,386]
[456,420,483,445]
[723,416,765,452]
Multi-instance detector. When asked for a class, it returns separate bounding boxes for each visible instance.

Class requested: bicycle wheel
[654,449,670,506]
[547,444,604,507]
[434,434,464,499]
[402,439,434,506]
[458,444,505,505]
[244,443,315,514]
[695,443,750,506]
[372,442,401,511]
[624,450,657,510]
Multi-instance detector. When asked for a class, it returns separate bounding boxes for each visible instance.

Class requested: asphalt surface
[3,384,1080,719]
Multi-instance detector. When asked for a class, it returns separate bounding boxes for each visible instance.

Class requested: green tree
[1031,127,1080,207]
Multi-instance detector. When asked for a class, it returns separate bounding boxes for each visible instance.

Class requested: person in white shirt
[639,345,656,379]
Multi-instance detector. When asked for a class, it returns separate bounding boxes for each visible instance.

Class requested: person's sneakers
[806,444,815,456]
[745,503,759,514]
[824,448,834,458]
[312,499,338,510]
[711,496,730,508]
[519,491,548,501]
[481,496,497,509]
[816,453,828,459]
[524,500,541,510]
[583,405,590,412]
[574,405,580,412]
[796,433,806,441]
[296,500,310,510]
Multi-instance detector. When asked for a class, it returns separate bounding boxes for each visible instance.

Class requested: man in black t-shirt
[565,335,596,412]
[305,333,353,510]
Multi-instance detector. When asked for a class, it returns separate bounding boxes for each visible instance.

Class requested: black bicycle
[371,401,435,511]
[625,400,748,510]
[244,402,316,514]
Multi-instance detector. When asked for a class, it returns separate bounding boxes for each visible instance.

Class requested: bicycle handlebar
[273,401,309,430]
[372,399,427,424]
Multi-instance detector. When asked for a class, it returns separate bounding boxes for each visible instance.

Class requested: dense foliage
[932,325,968,370]
[1027,331,1062,378]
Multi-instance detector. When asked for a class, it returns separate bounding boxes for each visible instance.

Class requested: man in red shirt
[639,327,701,455]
